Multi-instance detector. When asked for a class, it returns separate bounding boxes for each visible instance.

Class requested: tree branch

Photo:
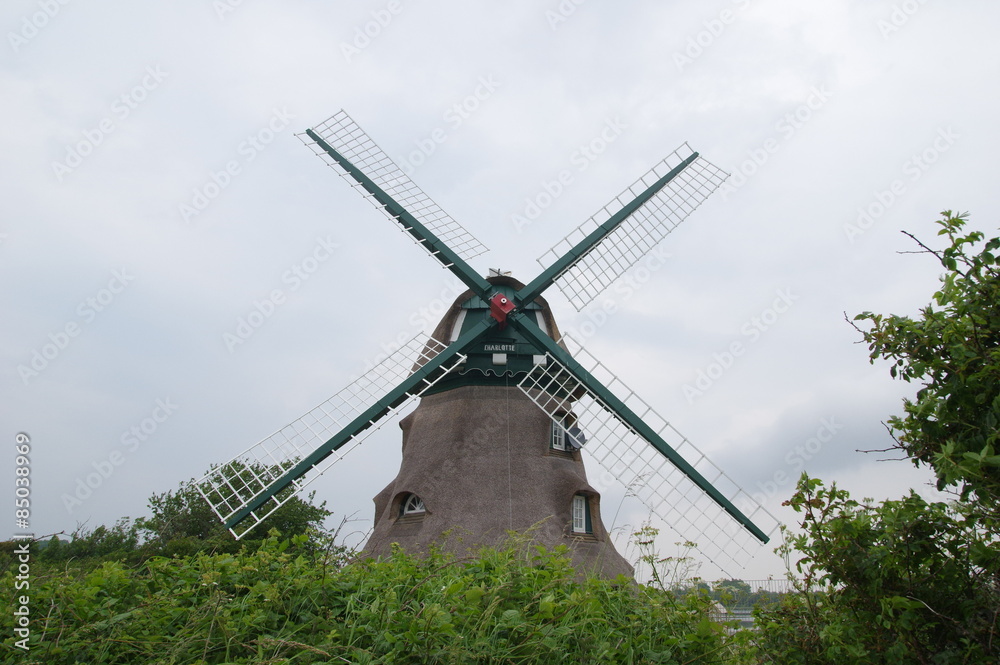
[900,230,945,263]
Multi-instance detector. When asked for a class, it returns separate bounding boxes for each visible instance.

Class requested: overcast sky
[3,0,998,581]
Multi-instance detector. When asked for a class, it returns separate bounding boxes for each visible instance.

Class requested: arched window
[571,494,592,534]
[400,493,426,516]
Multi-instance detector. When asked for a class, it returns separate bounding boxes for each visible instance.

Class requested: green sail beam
[508,311,769,544]
[305,128,492,301]
[516,152,698,306]
[225,318,495,530]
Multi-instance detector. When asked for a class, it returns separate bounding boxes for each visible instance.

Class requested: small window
[400,494,426,516]
[572,494,592,534]
[534,310,549,336]
[551,415,585,452]
[551,418,568,451]
[449,310,468,342]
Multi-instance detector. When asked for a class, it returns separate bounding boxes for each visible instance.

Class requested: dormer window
[400,493,426,516]
[534,310,549,336]
[449,310,468,342]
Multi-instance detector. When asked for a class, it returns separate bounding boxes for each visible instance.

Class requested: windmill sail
[533,144,728,311]
[517,334,779,575]
[197,333,467,538]
[300,110,489,268]
[201,108,776,577]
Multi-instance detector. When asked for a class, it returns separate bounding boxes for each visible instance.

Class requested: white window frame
[401,494,426,515]
[551,419,568,451]
[572,494,588,534]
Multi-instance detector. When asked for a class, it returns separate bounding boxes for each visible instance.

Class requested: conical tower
[363,275,634,578]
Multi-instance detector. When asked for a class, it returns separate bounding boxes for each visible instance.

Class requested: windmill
[197,110,778,578]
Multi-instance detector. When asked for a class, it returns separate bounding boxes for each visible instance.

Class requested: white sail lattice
[517,336,779,576]
[538,145,728,311]
[300,110,488,266]
[198,334,461,538]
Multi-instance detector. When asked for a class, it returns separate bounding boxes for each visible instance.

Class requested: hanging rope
[505,372,513,530]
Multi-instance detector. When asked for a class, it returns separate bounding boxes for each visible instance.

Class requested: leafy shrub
[751,212,1000,664]
[753,476,999,664]
[1,535,740,664]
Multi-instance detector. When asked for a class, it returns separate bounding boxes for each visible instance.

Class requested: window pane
[572,495,586,532]
[551,421,566,450]
[402,494,425,514]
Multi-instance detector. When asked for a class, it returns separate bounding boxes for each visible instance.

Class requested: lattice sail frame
[538,144,728,311]
[517,336,779,576]
[299,110,488,265]
[197,334,463,538]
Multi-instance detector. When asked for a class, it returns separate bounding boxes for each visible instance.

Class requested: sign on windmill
[197,110,779,579]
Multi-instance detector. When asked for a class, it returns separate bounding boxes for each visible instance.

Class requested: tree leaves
[758,212,1000,664]
[854,211,1000,507]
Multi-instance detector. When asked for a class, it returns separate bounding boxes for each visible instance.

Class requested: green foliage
[854,210,1000,507]
[753,475,999,664]
[39,518,142,563]
[710,579,752,610]
[631,524,702,591]
[1,536,739,664]
[0,462,336,580]
[138,462,333,555]
[753,212,1000,664]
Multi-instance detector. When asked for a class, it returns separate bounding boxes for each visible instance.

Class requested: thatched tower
[363,276,633,579]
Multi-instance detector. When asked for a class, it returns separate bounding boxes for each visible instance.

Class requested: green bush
[752,212,1000,664]
[752,476,998,664]
[1,535,740,664]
